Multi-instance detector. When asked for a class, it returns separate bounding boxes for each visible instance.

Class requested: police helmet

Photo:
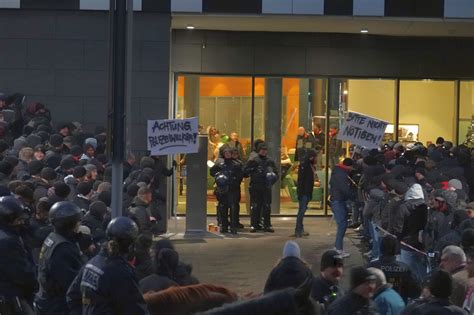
[107,216,138,241]
[0,196,26,225]
[215,173,229,187]
[106,216,139,252]
[49,201,82,232]
[265,170,278,185]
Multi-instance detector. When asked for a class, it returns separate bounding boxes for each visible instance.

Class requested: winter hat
[441,190,458,209]
[350,267,376,289]
[427,270,453,299]
[461,228,474,250]
[404,183,424,201]
[89,201,107,218]
[28,160,44,176]
[36,131,49,143]
[85,138,98,150]
[13,138,27,152]
[77,181,93,196]
[40,167,57,181]
[98,191,111,207]
[0,185,10,197]
[282,241,301,259]
[140,157,155,169]
[45,153,61,169]
[70,145,82,157]
[448,179,463,191]
[60,157,76,171]
[342,158,354,167]
[4,156,18,168]
[53,182,71,198]
[73,166,87,179]
[0,161,13,176]
[34,144,46,154]
[320,249,344,271]
[26,134,42,149]
[84,164,97,173]
[49,134,63,147]
[127,184,140,197]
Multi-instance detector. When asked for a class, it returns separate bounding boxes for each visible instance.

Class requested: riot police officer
[67,216,148,315]
[0,196,36,315]
[210,145,243,234]
[35,201,84,314]
[244,142,278,233]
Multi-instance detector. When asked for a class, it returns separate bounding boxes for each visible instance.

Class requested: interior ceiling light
[360,28,369,33]
[186,25,195,30]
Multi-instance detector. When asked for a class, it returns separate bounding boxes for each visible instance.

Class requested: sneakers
[250,226,262,233]
[264,226,275,233]
[335,249,351,258]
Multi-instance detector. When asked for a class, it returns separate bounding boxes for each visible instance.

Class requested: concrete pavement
[164,216,366,295]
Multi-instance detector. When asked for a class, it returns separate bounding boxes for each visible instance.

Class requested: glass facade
[175,75,470,215]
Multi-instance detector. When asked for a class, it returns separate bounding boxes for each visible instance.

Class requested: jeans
[295,195,311,234]
[400,249,427,284]
[369,220,380,259]
[331,200,348,250]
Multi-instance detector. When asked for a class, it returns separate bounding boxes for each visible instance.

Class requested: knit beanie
[28,160,44,176]
[350,267,376,289]
[428,270,453,299]
[282,241,301,259]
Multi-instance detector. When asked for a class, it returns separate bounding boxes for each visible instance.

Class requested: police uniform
[244,145,278,231]
[0,225,37,315]
[210,153,243,233]
[67,248,148,315]
[35,231,83,314]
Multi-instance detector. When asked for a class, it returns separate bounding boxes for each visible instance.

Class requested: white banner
[147,117,199,155]
[337,111,388,149]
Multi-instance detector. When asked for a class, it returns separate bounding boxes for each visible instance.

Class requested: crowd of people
[1,90,474,314]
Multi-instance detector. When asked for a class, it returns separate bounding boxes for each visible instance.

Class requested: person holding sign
[244,142,278,233]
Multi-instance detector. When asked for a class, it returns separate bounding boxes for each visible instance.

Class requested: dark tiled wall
[0,10,171,154]
[203,0,262,14]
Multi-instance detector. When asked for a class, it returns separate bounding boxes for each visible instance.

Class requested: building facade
[1,0,474,220]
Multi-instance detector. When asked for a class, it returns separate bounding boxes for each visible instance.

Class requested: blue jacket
[373,285,405,315]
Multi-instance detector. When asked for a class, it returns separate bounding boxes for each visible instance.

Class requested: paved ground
[163,216,366,295]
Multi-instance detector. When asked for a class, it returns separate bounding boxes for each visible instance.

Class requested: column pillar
[264,78,282,214]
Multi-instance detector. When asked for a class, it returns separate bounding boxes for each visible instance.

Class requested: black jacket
[329,165,356,201]
[402,297,466,315]
[311,274,345,306]
[264,256,313,294]
[81,212,106,244]
[139,274,178,293]
[328,292,378,315]
[0,224,37,300]
[297,156,315,199]
[67,248,148,315]
[368,256,420,300]
[128,197,153,238]
[244,154,278,188]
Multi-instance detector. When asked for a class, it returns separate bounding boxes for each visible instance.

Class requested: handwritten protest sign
[147,117,199,155]
[337,112,388,149]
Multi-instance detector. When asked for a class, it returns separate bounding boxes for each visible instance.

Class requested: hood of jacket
[405,183,424,201]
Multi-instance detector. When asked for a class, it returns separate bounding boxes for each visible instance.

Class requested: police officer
[35,201,84,314]
[210,145,243,234]
[67,216,148,315]
[244,142,278,233]
[0,196,36,315]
